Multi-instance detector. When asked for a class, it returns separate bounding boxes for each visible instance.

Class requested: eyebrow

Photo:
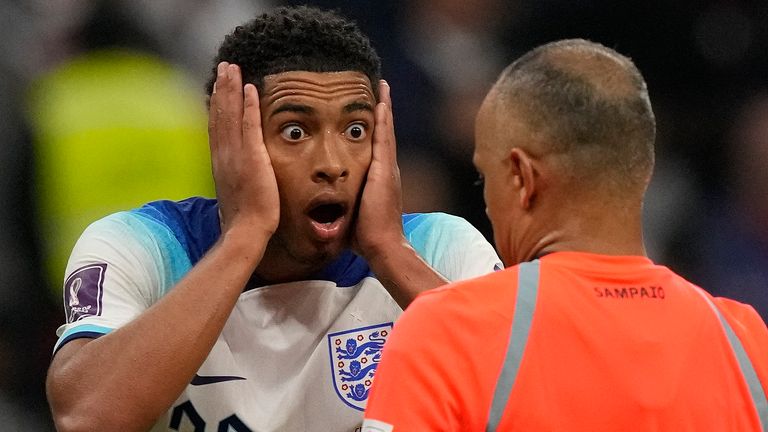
[269,103,314,119]
[269,100,373,119]
[344,101,373,114]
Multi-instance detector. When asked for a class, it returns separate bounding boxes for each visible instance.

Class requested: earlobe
[508,148,536,209]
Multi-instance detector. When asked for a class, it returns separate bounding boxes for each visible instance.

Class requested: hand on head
[353,80,407,261]
[208,62,280,240]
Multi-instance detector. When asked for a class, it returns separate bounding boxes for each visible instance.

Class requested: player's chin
[293,244,342,271]
[311,233,351,258]
[294,229,350,263]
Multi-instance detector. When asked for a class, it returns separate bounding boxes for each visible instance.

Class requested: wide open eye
[344,123,367,141]
[280,125,308,141]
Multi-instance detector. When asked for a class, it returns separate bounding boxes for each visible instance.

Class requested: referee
[363,39,768,431]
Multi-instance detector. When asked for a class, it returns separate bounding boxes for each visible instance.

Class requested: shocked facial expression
[260,71,375,270]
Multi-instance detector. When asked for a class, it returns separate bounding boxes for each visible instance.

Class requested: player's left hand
[354,80,406,261]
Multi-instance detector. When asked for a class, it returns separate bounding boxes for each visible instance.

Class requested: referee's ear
[508,147,538,210]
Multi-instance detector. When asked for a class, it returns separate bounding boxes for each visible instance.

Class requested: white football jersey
[54,197,502,431]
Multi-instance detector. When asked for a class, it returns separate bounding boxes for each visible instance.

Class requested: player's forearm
[366,238,448,309]
[47,227,268,432]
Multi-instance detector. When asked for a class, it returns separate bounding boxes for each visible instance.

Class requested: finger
[214,61,232,158]
[382,79,395,142]
[380,79,392,112]
[374,80,397,166]
[221,64,244,151]
[208,61,230,168]
[208,62,227,152]
[243,83,269,165]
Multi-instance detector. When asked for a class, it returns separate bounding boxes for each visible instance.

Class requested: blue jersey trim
[401,212,423,226]
[402,212,429,245]
[54,324,113,354]
[134,197,220,266]
[60,323,113,339]
[129,199,437,288]
[309,250,374,288]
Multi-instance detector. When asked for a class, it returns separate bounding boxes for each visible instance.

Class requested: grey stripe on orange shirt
[486,260,541,432]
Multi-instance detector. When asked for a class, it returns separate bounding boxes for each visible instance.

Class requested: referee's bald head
[485,39,656,199]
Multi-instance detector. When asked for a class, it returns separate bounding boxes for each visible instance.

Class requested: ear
[508,147,537,209]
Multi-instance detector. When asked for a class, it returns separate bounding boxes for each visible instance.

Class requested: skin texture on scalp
[473,39,655,265]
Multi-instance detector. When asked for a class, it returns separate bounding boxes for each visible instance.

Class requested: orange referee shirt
[363,252,768,431]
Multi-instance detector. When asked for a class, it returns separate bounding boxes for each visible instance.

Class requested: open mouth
[306,202,347,242]
[308,203,346,225]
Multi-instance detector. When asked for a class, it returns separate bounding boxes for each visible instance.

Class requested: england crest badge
[327,322,392,411]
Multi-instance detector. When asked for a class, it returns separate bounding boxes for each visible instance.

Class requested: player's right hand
[209,62,280,240]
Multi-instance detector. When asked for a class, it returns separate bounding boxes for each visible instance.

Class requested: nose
[311,132,349,183]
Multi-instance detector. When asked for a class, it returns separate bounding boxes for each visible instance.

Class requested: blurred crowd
[1,0,767,428]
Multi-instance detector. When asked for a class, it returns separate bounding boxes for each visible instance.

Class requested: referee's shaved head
[488,39,656,198]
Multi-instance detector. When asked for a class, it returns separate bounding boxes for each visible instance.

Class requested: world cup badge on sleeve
[63,263,107,323]
[327,322,393,411]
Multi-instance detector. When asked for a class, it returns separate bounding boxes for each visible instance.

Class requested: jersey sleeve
[403,213,502,282]
[362,289,463,431]
[53,212,166,353]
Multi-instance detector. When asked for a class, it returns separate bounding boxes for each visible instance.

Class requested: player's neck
[251,260,317,287]
[250,245,330,287]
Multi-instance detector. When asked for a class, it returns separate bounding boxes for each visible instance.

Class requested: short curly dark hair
[205,6,381,102]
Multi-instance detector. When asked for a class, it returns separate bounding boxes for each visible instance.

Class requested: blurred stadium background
[1,0,767,428]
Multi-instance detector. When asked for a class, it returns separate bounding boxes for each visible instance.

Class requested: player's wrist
[217,224,272,265]
[361,234,412,270]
